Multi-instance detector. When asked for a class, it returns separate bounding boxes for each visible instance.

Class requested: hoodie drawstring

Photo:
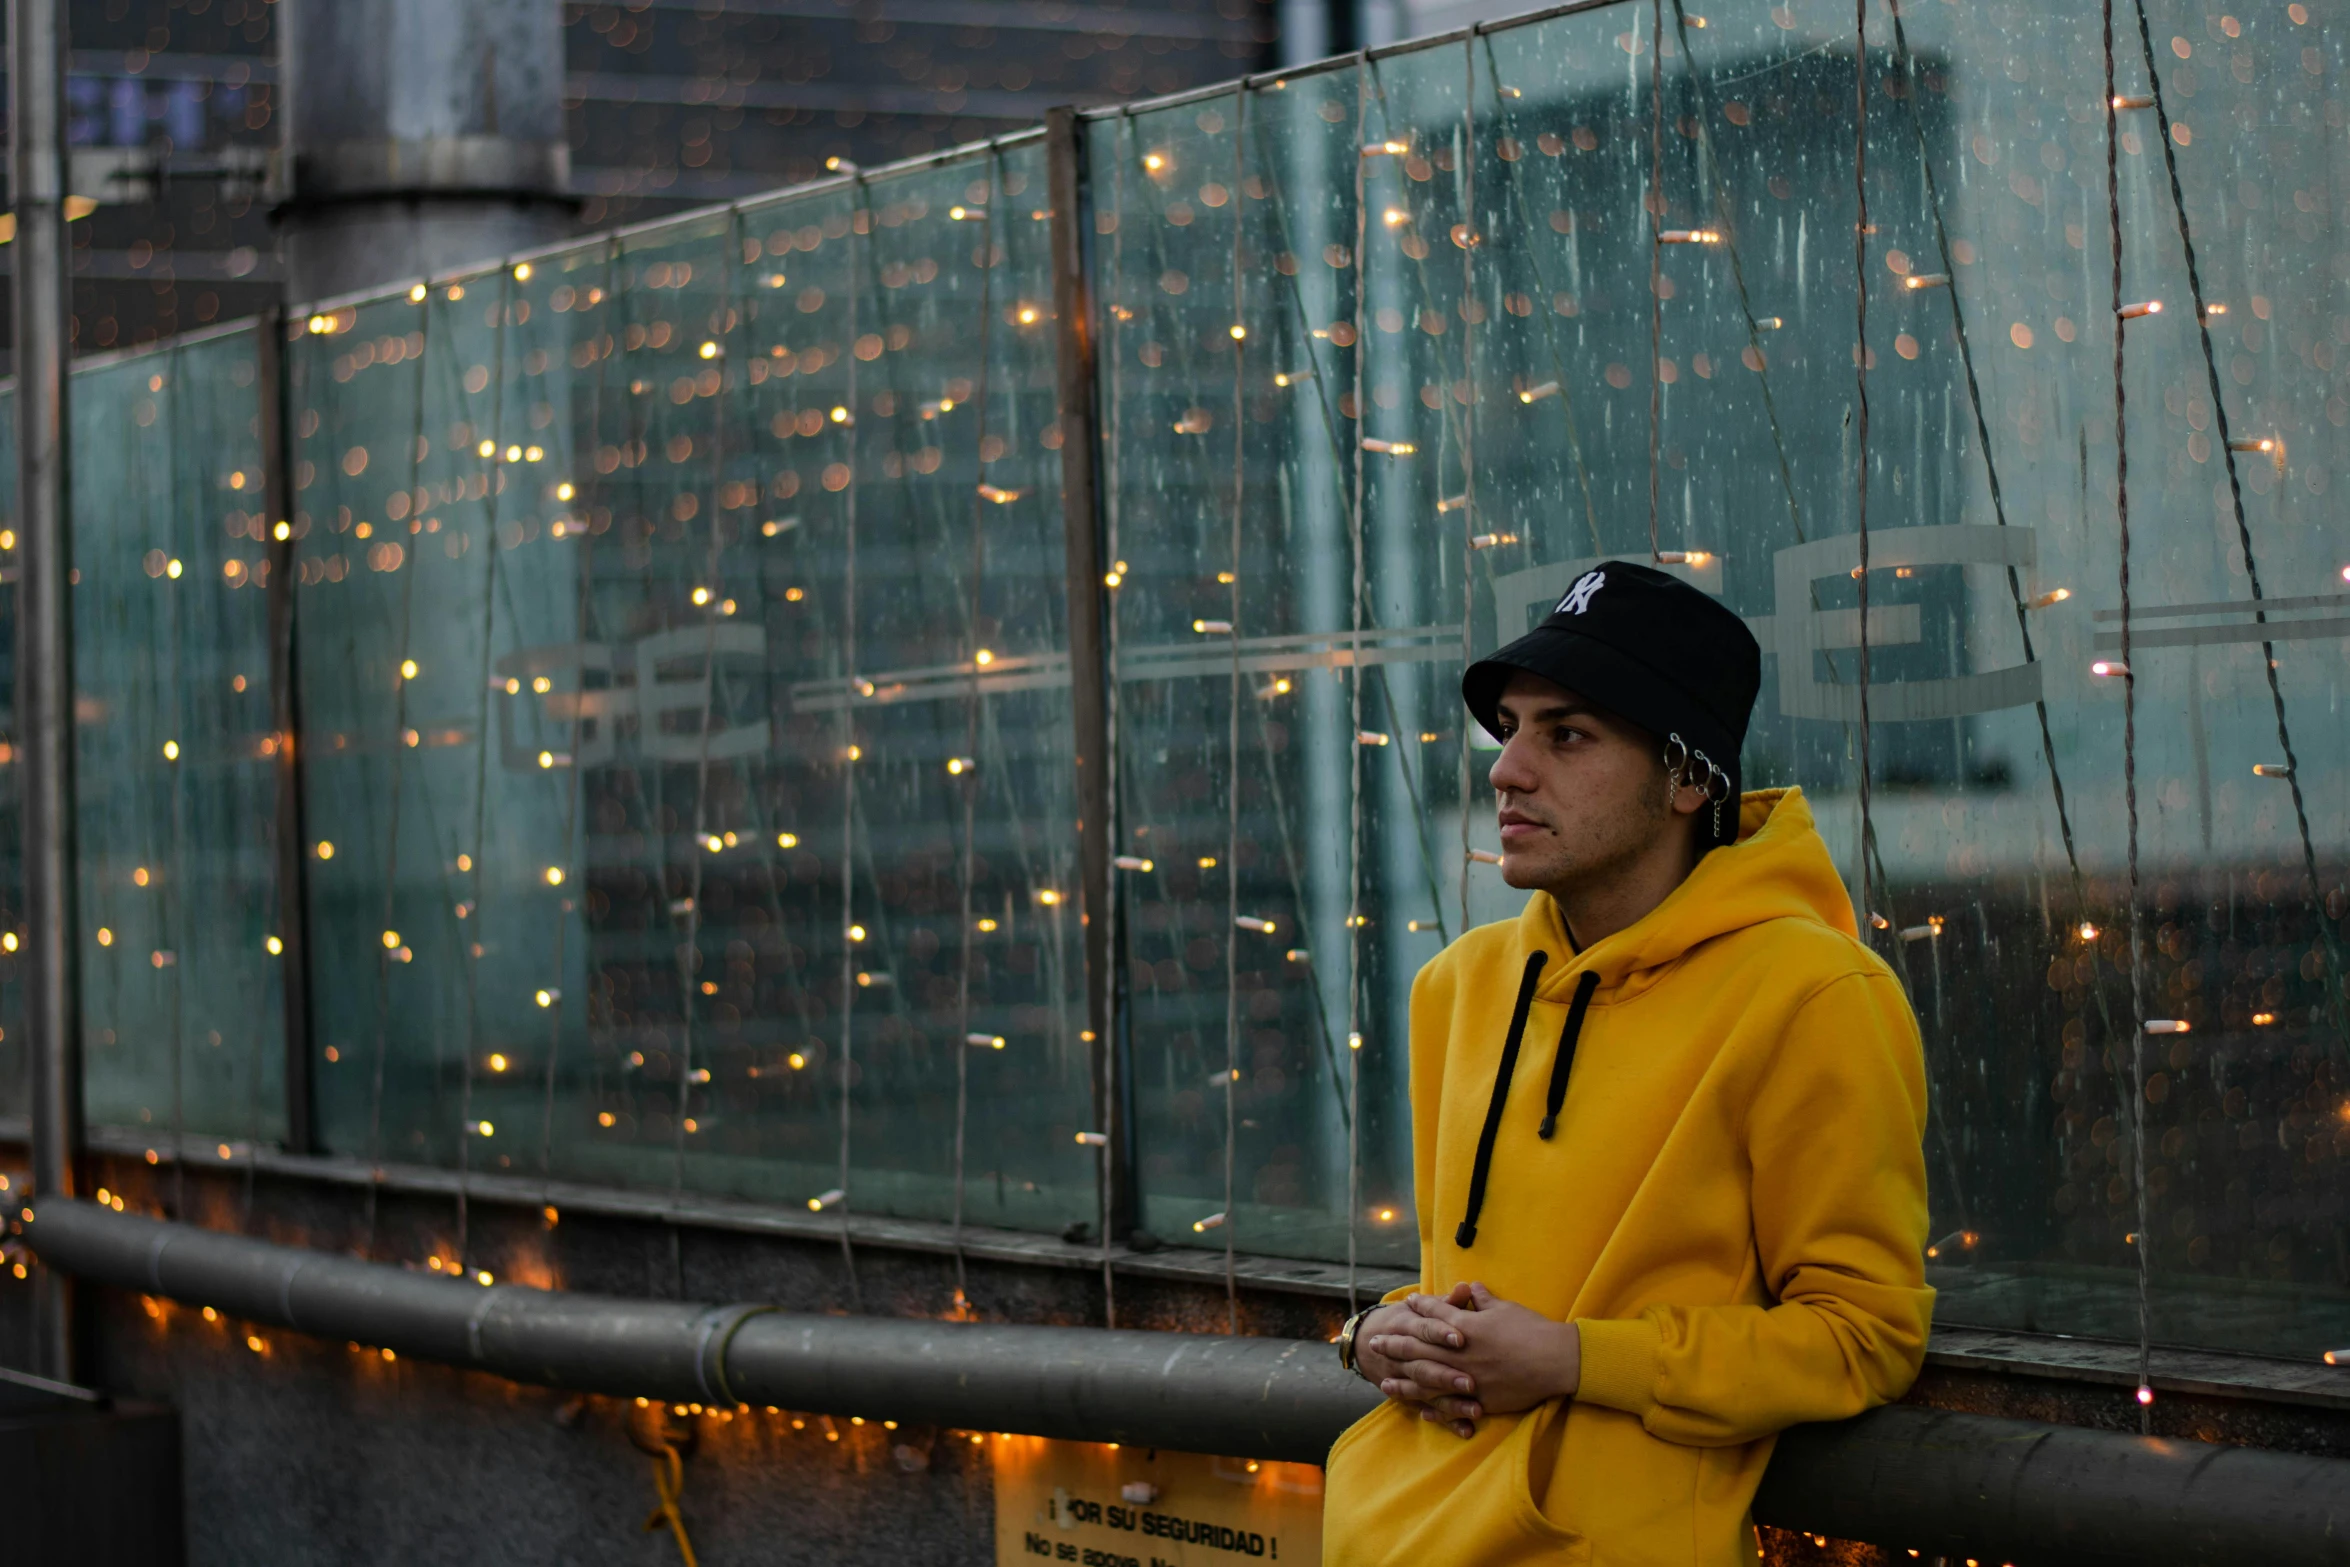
[1455,951,1546,1250]
[1538,970,1601,1140]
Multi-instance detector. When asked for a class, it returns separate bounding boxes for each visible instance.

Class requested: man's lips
[1497,811,1548,844]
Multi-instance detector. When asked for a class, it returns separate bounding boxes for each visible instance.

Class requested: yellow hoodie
[1323,788,1932,1567]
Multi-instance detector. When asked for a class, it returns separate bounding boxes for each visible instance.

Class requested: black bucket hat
[1462,560,1763,846]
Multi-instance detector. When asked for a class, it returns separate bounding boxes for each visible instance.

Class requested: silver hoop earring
[1700,758,1733,839]
[1662,733,1690,807]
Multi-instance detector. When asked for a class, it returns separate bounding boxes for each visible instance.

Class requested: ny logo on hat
[1557,569,1606,616]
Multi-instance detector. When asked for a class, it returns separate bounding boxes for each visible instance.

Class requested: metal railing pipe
[25,1199,2350,1565]
[1757,1401,2350,1567]
[23,1198,1378,1457]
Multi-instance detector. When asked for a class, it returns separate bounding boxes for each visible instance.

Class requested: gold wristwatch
[1336,1308,1371,1374]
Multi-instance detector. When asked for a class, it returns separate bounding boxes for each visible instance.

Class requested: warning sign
[992,1436,1323,1567]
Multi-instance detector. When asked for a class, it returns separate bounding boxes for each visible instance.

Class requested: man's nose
[1488,735,1535,796]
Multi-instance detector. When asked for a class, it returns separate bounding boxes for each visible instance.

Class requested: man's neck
[1544,835,1704,950]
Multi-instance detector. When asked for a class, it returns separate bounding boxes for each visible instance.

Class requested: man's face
[1486,670,1674,894]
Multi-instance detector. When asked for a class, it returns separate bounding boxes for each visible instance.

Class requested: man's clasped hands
[1355,1281,1584,1440]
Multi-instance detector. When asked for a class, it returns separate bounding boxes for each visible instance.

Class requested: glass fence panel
[571,199,859,1207]
[295,276,554,1188]
[73,330,285,1151]
[833,142,1095,1235]
[1097,83,1399,1267]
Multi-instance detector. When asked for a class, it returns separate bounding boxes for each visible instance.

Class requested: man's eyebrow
[1494,698,1595,724]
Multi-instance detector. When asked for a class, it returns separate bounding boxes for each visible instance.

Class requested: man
[1322,562,1932,1567]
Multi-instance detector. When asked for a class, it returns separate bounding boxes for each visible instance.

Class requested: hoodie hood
[1517,787,1856,1003]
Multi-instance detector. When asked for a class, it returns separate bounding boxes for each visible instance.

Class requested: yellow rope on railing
[642,1443,699,1567]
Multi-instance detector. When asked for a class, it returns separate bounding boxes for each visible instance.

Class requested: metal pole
[277,0,575,303]
[1045,110,1126,1239]
[10,0,83,1383]
[257,309,316,1154]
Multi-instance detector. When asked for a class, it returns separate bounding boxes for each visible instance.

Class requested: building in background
[4,0,1283,366]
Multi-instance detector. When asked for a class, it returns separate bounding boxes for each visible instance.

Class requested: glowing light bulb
[478,440,496,458]
[535,989,559,1008]
[544,866,565,885]
[382,930,401,949]
[409,284,428,303]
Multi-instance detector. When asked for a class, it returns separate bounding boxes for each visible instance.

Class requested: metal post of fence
[257,309,317,1154]
[10,0,83,1383]
[1044,108,1128,1242]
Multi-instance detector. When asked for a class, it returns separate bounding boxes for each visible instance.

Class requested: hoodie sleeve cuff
[1572,1314,1662,1418]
